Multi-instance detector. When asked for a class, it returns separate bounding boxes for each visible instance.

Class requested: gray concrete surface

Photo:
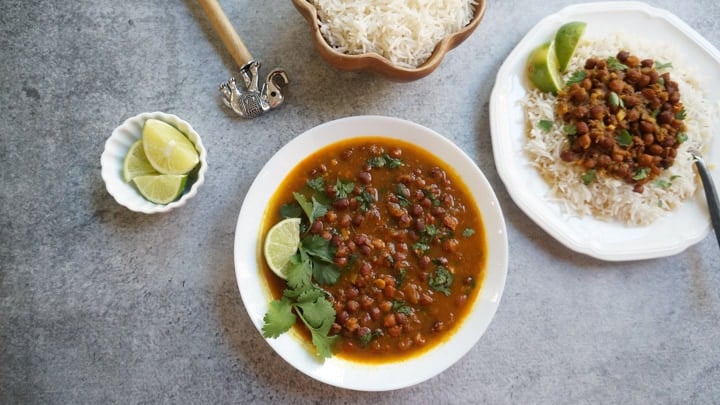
[1,0,719,403]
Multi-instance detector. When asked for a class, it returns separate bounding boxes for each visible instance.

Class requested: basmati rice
[309,0,477,68]
[524,34,715,225]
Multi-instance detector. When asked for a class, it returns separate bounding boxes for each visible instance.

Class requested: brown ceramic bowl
[291,0,486,82]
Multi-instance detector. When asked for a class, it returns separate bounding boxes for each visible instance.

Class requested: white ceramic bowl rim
[100,111,208,214]
[233,115,508,391]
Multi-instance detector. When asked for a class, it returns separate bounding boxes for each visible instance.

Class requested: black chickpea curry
[260,137,487,362]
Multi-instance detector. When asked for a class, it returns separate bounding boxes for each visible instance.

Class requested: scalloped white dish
[100,112,208,214]
[233,116,508,391]
[490,1,720,261]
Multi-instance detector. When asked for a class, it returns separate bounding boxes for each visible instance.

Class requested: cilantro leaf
[538,119,554,132]
[312,260,341,285]
[392,300,413,315]
[355,187,375,211]
[462,228,476,238]
[334,178,355,199]
[608,91,624,108]
[306,177,325,193]
[563,123,577,136]
[296,294,336,329]
[310,325,338,359]
[367,154,403,169]
[607,56,628,71]
[677,132,688,144]
[676,107,686,120]
[412,242,430,255]
[615,129,633,147]
[293,192,328,224]
[633,167,650,181]
[262,298,296,338]
[582,169,597,185]
[655,61,673,70]
[302,235,336,263]
[284,251,313,293]
[360,330,382,347]
[279,203,303,219]
[428,266,453,296]
[566,70,587,86]
[396,268,407,288]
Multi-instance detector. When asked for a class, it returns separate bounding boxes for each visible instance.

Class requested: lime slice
[263,217,301,279]
[142,119,200,175]
[122,140,158,182]
[555,21,586,72]
[132,174,188,204]
[527,41,563,94]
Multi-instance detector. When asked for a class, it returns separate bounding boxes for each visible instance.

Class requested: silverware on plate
[690,150,720,249]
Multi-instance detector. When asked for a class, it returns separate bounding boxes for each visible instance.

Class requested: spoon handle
[199,0,254,67]
[693,154,720,249]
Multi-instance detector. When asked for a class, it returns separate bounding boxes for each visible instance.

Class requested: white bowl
[234,116,508,391]
[100,112,208,214]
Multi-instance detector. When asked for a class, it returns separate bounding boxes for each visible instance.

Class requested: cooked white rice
[309,0,477,68]
[524,34,715,225]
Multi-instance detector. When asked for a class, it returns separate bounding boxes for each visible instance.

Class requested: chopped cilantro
[395,183,411,207]
[615,129,633,147]
[607,56,628,71]
[633,167,650,181]
[677,132,688,144]
[654,179,672,189]
[262,251,338,359]
[538,119,554,132]
[566,70,587,86]
[334,178,355,199]
[396,268,407,287]
[359,329,383,347]
[655,61,673,70]
[582,169,597,185]
[563,123,577,136]
[306,177,325,192]
[676,107,687,120]
[391,300,413,316]
[412,242,430,255]
[651,109,660,118]
[293,192,328,224]
[355,187,375,211]
[428,266,453,296]
[367,154,403,169]
[462,228,476,238]
[279,203,303,219]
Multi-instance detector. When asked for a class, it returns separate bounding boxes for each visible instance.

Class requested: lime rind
[122,140,158,182]
[263,217,301,279]
[527,41,563,94]
[555,21,587,72]
[132,174,188,204]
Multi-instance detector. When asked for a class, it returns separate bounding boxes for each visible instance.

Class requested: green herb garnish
[563,123,577,136]
[607,56,628,71]
[566,70,587,86]
[392,300,414,316]
[355,187,375,211]
[262,251,338,359]
[655,61,673,70]
[615,129,633,147]
[428,266,453,296]
[334,178,355,199]
[538,119,554,132]
[676,107,687,120]
[633,167,650,181]
[367,154,403,169]
[462,228,476,238]
[359,329,382,347]
[677,132,688,144]
[306,177,325,193]
[582,169,597,185]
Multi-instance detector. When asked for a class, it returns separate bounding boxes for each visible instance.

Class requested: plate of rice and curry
[234,116,508,390]
[490,1,720,261]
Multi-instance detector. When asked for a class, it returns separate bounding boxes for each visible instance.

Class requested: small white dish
[233,115,508,391]
[100,112,208,214]
[490,1,720,261]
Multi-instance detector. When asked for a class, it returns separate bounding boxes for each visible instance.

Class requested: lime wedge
[133,174,188,204]
[122,140,158,182]
[555,21,586,72]
[263,217,301,279]
[527,41,563,94]
[142,119,200,175]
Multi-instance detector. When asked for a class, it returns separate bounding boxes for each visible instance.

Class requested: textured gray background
[1,0,719,403]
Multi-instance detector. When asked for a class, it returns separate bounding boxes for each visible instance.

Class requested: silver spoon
[690,150,720,248]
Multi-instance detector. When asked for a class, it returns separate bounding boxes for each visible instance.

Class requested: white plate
[233,116,508,391]
[490,1,720,261]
